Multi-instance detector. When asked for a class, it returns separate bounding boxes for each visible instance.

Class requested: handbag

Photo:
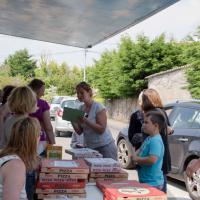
[131,132,144,147]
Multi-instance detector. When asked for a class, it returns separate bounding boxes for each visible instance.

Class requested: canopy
[0,0,180,48]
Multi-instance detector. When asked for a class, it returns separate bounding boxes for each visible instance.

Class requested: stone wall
[147,67,192,104]
[105,97,138,122]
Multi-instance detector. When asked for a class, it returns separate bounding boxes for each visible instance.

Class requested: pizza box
[40,159,89,174]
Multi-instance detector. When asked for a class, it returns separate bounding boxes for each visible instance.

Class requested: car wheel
[117,138,133,169]
[55,130,60,137]
[185,160,200,200]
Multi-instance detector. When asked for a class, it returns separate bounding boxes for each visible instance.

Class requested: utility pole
[83,45,92,81]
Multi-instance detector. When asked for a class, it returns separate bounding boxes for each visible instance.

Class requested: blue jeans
[162,174,167,193]
[25,151,46,200]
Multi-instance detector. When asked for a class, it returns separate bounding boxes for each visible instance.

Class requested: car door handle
[177,138,189,142]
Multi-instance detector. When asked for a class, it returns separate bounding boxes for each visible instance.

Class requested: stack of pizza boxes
[96,180,167,200]
[84,158,128,183]
[36,159,89,199]
[65,148,103,159]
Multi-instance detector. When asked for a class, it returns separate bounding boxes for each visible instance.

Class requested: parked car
[116,100,200,199]
[54,97,82,137]
[50,96,66,120]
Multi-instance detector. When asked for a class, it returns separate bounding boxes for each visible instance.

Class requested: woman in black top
[128,89,172,193]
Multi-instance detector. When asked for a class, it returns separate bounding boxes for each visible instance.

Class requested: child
[132,110,165,192]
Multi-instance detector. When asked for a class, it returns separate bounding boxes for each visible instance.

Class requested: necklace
[84,101,93,113]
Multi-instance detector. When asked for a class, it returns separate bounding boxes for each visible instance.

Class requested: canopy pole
[83,45,92,81]
[83,48,87,81]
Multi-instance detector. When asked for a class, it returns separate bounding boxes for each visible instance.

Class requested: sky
[0,0,200,68]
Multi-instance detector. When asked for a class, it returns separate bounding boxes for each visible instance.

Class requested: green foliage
[91,34,185,98]
[4,49,37,79]
[35,56,82,99]
[184,26,200,42]
[180,25,200,98]
[0,65,27,88]
[90,50,121,98]
[183,41,200,99]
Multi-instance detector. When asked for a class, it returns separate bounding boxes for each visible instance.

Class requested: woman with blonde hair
[0,86,37,148]
[129,88,172,193]
[0,116,40,199]
[0,86,38,200]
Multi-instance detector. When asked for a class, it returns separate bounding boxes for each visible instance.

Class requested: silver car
[50,96,66,120]
[54,97,82,137]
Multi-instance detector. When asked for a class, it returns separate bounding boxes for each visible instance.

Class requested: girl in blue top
[72,82,117,160]
[132,110,165,192]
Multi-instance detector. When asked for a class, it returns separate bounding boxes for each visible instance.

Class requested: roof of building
[145,65,190,79]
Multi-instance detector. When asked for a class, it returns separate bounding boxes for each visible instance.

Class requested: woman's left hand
[79,116,87,124]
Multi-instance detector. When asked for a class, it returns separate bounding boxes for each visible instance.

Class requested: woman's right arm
[42,110,55,144]
[2,159,26,200]
[71,123,83,135]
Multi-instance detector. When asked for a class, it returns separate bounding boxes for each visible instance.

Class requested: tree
[184,26,200,42]
[0,64,26,88]
[4,49,37,79]
[35,57,82,98]
[183,41,200,99]
[90,35,185,99]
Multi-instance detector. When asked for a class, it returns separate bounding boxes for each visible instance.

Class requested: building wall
[148,68,192,104]
[105,97,138,122]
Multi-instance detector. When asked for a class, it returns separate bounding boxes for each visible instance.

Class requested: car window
[165,108,173,116]
[172,107,199,129]
[61,100,82,109]
[192,111,200,128]
[51,96,63,104]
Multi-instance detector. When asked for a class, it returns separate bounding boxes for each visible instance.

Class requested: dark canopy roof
[0,0,179,48]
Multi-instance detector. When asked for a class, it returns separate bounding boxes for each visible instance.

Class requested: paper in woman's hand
[62,107,85,122]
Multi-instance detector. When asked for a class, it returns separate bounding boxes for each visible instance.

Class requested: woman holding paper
[72,81,117,160]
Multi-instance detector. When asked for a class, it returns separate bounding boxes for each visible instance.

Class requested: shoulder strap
[0,155,20,167]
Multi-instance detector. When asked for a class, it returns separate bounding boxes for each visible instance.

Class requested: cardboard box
[41,159,89,174]
[90,169,128,178]
[85,158,121,168]
[40,172,88,180]
[38,192,86,199]
[36,181,86,190]
[47,145,62,160]
[85,158,121,173]
[89,177,128,183]
[90,167,121,173]
[36,187,85,194]
[97,180,167,200]
[65,148,103,159]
